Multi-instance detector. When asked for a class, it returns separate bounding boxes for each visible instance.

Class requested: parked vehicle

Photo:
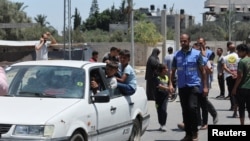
[0,60,150,141]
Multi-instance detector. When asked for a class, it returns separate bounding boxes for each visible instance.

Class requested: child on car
[90,61,118,94]
[116,49,137,95]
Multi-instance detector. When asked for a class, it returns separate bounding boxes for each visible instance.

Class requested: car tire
[70,131,85,141]
[129,118,141,141]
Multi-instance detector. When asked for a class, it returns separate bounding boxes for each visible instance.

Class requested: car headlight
[13,125,54,137]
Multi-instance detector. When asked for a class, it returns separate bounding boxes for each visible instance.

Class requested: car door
[90,67,132,141]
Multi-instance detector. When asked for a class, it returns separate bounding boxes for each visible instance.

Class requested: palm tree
[34,14,50,27]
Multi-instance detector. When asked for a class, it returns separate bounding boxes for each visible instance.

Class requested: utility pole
[161,9,167,61]
[175,14,180,51]
[229,0,232,41]
[130,0,135,68]
[64,0,72,60]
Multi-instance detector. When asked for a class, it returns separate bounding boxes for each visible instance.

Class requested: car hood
[0,97,81,124]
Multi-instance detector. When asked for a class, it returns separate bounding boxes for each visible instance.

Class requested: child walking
[155,64,171,132]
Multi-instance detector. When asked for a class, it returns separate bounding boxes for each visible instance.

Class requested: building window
[221,8,227,12]
[210,7,214,12]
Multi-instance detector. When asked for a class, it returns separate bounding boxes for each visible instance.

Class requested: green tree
[34,14,50,27]
[233,22,250,41]
[85,16,98,30]
[89,0,99,17]
[73,8,82,30]
[184,23,226,41]
[134,21,162,46]
[0,0,32,40]
[97,9,111,31]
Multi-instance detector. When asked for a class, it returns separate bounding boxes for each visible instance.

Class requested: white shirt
[35,41,51,60]
[222,52,240,79]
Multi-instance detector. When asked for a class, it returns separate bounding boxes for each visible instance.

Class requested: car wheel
[70,131,85,141]
[129,118,141,141]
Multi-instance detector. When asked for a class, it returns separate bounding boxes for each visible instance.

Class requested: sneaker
[177,122,185,130]
[200,124,208,130]
[213,114,219,124]
[180,134,192,141]
[159,125,167,132]
[192,132,198,141]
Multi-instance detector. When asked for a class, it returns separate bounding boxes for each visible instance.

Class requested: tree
[34,14,50,27]
[89,0,99,17]
[233,22,250,41]
[73,8,82,30]
[134,21,162,46]
[0,0,32,40]
[184,23,226,41]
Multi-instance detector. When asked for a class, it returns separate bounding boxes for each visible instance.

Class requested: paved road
[136,73,242,141]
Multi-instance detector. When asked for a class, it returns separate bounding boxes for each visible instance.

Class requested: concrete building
[109,5,195,34]
[139,5,195,33]
[203,0,250,23]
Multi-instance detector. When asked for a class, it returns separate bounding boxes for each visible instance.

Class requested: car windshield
[4,65,85,99]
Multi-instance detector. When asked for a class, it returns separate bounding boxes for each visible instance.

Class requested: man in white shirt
[35,32,57,60]
[222,41,240,118]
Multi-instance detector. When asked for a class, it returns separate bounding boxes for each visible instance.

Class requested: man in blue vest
[169,34,208,141]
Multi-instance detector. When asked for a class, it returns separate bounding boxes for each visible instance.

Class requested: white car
[0,60,150,141]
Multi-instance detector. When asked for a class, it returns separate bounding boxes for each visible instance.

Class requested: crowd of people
[1,31,249,141]
[145,33,250,141]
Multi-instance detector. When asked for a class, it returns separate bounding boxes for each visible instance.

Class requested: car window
[90,68,106,94]
[5,66,85,98]
[100,67,122,98]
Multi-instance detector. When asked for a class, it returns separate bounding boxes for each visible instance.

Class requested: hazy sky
[11,0,206,33]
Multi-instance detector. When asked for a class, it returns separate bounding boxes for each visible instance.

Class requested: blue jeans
[117,82,136,96]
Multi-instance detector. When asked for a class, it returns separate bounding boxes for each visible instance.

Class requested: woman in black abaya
[145,48,160,100]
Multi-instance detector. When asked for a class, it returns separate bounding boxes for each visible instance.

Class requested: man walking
[169,34,208,141]
[216,48,225,98]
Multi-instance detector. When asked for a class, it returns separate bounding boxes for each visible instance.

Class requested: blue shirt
[117,63,137,90]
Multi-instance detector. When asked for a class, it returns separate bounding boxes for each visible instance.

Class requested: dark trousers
[226,76,237,109]
[207,99,217,118]
[217,73,225,96]
[198,94,208,125]
[155,94,168,126]
[179,86,199,135]
[198,93,217,125]
[237,89,250,118]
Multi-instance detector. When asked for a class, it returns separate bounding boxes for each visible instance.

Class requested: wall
[0,41,244,67]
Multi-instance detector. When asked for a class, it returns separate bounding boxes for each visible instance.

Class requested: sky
[11,0,206,33]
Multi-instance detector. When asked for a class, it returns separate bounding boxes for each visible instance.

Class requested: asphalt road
[136,72,243,141]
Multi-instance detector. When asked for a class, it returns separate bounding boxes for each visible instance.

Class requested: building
[139,5,195,33]
[109,5,195,34]
[203,0,250,23]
